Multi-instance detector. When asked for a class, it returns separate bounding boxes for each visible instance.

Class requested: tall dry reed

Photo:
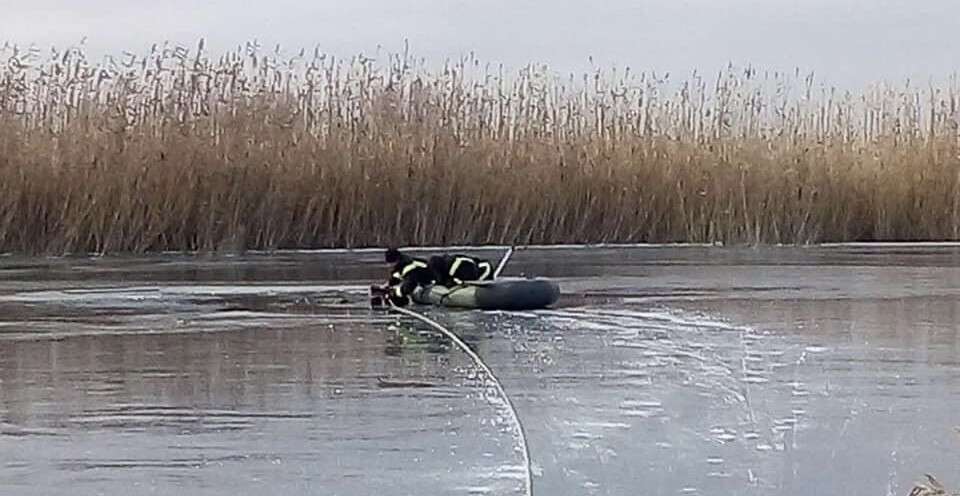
[1,40,960,253]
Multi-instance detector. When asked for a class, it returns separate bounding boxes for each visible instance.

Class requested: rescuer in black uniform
[375,248,435,306]
[428,253,494,288]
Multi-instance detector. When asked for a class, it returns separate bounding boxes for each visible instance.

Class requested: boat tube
[411,277,560,310]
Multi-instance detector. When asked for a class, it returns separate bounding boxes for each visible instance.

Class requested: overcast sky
[2,0,958,87]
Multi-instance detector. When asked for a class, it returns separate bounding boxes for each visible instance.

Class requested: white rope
[388,302,534,496]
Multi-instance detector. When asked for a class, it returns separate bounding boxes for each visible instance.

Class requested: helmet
[385,247,402,263]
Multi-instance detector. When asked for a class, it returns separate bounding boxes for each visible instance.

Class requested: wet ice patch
[525,305,826,495]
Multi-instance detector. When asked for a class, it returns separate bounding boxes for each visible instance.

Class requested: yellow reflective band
[400,260,427,277]
[392,271,402,280]
[478,262,492,280]
[393,286,403,297]
[453,278,463,285]
[448,256,471,277]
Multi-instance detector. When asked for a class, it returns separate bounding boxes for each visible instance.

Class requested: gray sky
[3,0,958,87]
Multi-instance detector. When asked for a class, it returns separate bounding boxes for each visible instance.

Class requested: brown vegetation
[2,40,960,253]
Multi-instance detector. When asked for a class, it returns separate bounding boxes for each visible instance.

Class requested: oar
[493,246,515,279]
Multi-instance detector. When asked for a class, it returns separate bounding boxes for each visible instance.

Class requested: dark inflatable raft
[411,277,560,310]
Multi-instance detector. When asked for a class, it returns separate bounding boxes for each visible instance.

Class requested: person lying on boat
[428,254,494,288]
[380,248,435,306]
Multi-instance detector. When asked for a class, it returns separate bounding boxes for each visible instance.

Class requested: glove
[387,292,410,307]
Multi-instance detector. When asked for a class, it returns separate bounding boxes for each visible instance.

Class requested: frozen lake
[1,245,958,495]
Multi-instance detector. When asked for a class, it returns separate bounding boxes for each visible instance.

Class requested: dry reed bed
[1,40,960,253]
